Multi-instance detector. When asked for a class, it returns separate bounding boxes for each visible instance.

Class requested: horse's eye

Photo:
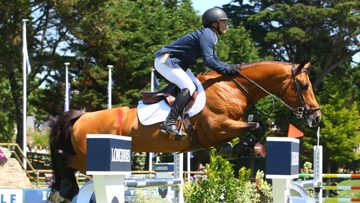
[301,83,309,91]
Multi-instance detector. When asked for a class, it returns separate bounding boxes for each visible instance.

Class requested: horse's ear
[296,60,310,72]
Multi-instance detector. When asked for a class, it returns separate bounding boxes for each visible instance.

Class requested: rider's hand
[229,64,240,75]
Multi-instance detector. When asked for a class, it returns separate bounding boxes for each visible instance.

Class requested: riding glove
[229,64,240,75]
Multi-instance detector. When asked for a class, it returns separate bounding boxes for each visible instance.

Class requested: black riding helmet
[202,7,228,35]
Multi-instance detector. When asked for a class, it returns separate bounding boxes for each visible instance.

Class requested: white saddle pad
[137,70,206,126]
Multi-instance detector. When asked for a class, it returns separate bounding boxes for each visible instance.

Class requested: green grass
[324,179,360,203]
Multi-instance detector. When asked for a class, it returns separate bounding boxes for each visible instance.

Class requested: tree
[303,94,360,173]
[224,0,360,89]
[0,79,16,142]
[0,1,67,147]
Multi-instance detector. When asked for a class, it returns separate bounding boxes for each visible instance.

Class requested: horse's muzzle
[306,108,322,127]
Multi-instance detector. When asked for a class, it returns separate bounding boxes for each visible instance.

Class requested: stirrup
[160,124,188,140]
[174,111,188,141]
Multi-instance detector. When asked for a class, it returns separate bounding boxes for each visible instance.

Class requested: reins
[231,64,320,121]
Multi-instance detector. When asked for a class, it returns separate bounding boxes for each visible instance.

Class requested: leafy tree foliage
[0,79,16,142]
[224,0,360,88]
[303,93,360,172]
[222,1,360,173]
[301,63,360,172]
[0,0,62,147]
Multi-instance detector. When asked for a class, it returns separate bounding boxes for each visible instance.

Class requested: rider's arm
[199,31,231,75]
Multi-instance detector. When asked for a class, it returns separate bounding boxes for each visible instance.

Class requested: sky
[192,0,233,14]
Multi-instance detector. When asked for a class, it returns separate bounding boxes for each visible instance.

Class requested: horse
[48,61,321,202]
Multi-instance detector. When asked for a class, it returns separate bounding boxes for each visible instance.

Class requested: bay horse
[48,61,321,202]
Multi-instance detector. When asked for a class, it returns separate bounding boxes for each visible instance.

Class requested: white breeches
[154,56,196,96]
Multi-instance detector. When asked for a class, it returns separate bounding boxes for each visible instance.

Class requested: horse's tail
[49,110,84,192]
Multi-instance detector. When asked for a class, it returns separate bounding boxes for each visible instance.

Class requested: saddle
[140,83,199,142]
[140,83,198,110]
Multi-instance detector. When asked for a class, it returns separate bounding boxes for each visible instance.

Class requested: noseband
[232,64,320,121]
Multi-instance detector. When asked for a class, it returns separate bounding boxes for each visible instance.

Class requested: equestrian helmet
[202,7,229,27]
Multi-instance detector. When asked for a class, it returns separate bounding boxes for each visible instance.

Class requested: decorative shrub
[184,151,273,203]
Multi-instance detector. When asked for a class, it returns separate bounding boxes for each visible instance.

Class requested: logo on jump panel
[111,148,131,162]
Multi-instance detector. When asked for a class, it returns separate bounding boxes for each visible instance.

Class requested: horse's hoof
[47,191,67,203]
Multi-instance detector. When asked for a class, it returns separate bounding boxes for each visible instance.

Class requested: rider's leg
[154,55,196,138]
[161,88,191,135]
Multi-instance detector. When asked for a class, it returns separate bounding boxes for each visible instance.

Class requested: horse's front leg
[215,120,266,159]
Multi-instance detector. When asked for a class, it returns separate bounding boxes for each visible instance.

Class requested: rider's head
[202,7,229,35]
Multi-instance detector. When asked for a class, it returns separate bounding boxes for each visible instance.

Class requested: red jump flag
[287,124,304,138]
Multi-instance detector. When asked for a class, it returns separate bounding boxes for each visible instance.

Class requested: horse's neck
[242,65,290,100]
[197,64,291,102]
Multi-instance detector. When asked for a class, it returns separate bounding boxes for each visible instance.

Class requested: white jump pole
[149,69,156,172]
[174,153,184,203]
[187,152,191,182]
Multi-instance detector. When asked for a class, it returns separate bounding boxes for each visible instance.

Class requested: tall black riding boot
[161,88,191,138]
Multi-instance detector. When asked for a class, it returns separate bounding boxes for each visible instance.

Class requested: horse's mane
[239,61,293,69]
[196,61,293,77]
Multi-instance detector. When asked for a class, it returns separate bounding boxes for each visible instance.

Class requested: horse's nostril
[315,115,321,124]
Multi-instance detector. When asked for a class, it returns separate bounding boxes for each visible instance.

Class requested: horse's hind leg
[54,150,79,200]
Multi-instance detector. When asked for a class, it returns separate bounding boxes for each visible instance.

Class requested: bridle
[231,64,321,121]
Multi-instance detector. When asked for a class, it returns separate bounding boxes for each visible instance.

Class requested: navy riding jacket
[154,27,231,75]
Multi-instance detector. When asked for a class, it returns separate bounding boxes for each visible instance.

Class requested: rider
[154,7,240,139]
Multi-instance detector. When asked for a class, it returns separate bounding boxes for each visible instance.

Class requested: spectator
[198,163,205,172]
[39,146,48,153]
[43,146,50,153]
[27,141,34,152]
